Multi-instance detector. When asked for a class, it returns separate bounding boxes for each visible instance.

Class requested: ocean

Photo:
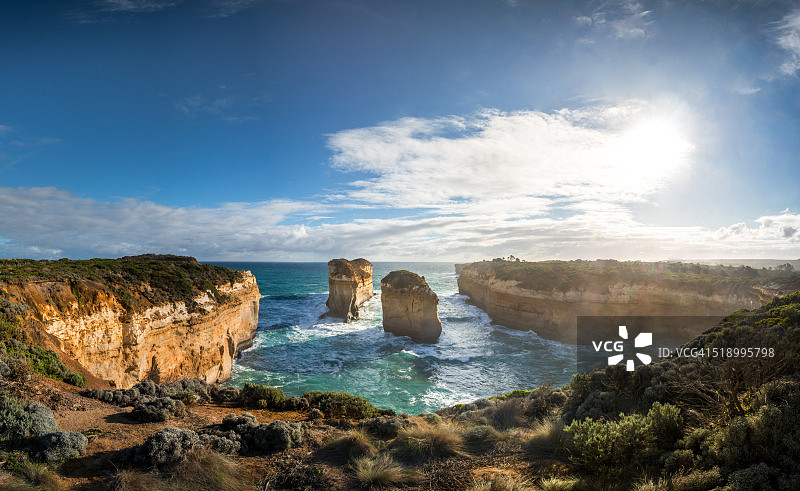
[211,262,577,414]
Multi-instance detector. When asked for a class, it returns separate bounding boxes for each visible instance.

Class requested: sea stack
[380,270,442,343]
[326,258,374,321]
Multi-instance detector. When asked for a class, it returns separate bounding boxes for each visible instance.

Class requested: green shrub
[392,425,463,460]
[303,390,386,419]
[0,394,57,441]
[320,430,376,461]
[647,402,682,449]
[565,413,652,476]
[239,383,285,409]
[489,389,533,401]
[0,341,85,387]
[671,467,723,491]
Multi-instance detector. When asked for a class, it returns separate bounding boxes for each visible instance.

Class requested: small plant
[0,394,57,440]
[239,383,285,409]
[489,389,533,401]
[463,425,506,453]
[169,447,247,491]
[303,390,387,419]
[110,469,166,491]
[320,429,376,461]
[538,476,579,491]
[526,416,564,454]
[393,425,463,460]
[352,454,416,488]
[469,474,536,491]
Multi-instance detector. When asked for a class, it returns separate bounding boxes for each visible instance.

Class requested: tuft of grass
[469,474,536,491]
[10,460,62,490]
[110,469,167,491]
[0,470,37,491]
[462,425,507,454]
[631,477,670,491]
[526,416,565,454]
[168,448,247,491]
[393,425,463,460]
[538,476,579,491]
[352,454,415,488]
[320,429,376,461]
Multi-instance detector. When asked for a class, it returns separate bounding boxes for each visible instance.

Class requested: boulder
[380,270,442,343]
[326,258,374,321]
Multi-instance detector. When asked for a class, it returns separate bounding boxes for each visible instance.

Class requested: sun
[604,118,694,190]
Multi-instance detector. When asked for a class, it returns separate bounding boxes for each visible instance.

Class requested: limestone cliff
[381,270,442,343]
[325,258,374,321]
[457,260,800,344]
[0,255,259,389]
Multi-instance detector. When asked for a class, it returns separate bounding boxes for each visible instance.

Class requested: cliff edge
[381,270,442,343]
[326,258,374,321]
[457,259,800,344]
[0,255,260,388]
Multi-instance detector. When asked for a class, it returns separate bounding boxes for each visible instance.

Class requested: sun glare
[605,118,693,189]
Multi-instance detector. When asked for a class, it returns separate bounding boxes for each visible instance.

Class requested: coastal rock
[380,270,442,343]
[456,260,797,344]
[326,258,374,321]
[0,256,260,389]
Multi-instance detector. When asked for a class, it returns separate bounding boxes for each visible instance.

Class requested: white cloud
[775,9,800,75]
[99,0,180,12]
[574,0,653,41]
[206,0,263,18]
[3,102,798,262]
[175,93,269,121]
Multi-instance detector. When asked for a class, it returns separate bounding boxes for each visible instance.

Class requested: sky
[1,0,800,262]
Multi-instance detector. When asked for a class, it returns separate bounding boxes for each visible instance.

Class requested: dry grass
[169,447,247,491]
[0,470,38,491]
[538,476,579,491]
[631,478,670,491]
[351,454,416,488]
[468,474,536,491]
[462,425,508,454]
[393,424,464,460]
[320,429,377,461]
[526,416,565,454]
[110,469,167,491]
[11,460,62,491]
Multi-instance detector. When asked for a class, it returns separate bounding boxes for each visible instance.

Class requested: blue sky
[1,0,800,261]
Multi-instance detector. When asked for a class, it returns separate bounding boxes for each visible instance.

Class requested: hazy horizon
[1,1,799,262]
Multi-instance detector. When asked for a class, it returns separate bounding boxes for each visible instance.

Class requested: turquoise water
[211,262,576,414]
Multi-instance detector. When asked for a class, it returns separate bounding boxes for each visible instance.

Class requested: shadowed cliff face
[457,260,799,345]
[0,256,260,389]
[325,258,373,321]
[381,270,442,343]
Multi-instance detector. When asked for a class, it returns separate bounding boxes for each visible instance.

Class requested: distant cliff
[381,270,442,343]
[457,259,800,344]
[0,255,259,389]
[326,258,374,321]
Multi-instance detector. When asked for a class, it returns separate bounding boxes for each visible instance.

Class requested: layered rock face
[0,256,260,389]
[326,258,374,321]
[457,261,793,345]
[381,270,442,343]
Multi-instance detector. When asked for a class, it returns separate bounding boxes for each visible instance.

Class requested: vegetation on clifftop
[464,258,800,296]
[0,254,245,311]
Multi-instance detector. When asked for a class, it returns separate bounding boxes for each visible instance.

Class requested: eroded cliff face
[326,258,374,321]
[381,270,442,343]
[2,273,259,389]
[457,264,784,345]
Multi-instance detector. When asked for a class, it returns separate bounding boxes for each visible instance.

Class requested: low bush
[0,394,57,440]
[136,427,201,467]
[34,431,88,462]
[526,416,565,454]
[249,420,304,452]
[4,457,62,490]
[362,415,415,438]
[538,476,579,491]
[418,412,442,425]
[0,340,85,387]
[239,383,285,409]
[130,398,186,423]
[463,425,506,453]
[304,390,388,419]
[109,469,166,491]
